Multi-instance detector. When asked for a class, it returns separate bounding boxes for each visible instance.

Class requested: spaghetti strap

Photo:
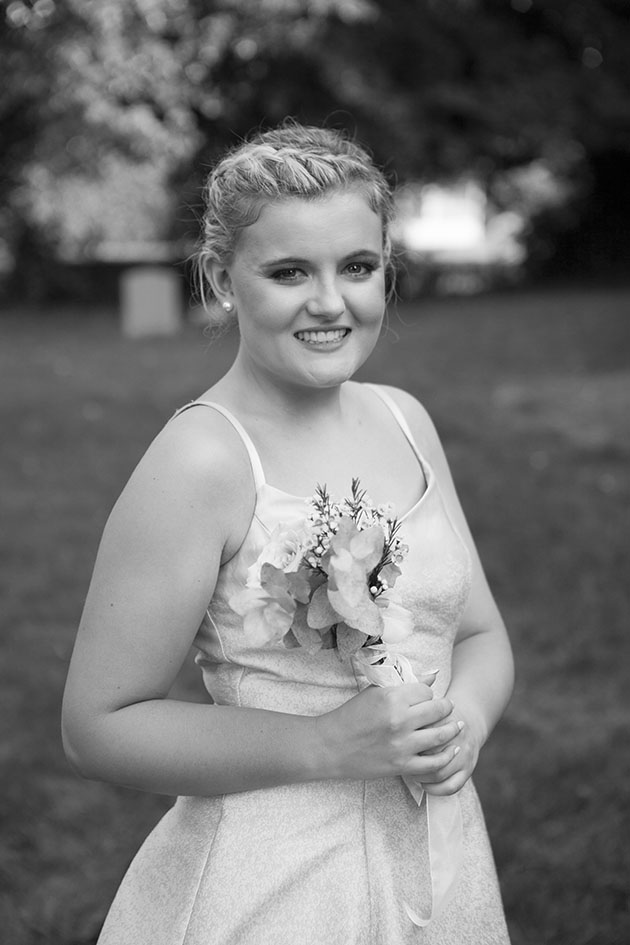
[364,384,422,460]
[171,401,266,491]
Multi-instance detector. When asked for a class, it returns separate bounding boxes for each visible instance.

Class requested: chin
[302,355,366,387]
[301,366,356,388]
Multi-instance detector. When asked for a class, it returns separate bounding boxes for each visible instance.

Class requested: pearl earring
[221,300,234,313]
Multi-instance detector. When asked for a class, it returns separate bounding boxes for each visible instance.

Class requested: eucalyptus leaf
[291,606,324,653]
[336,624,369,661]
[282,629,300,649]
[307,584,338,629]
[380,562,402,587]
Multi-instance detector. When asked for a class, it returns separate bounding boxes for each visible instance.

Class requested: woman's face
[215,190,386,394]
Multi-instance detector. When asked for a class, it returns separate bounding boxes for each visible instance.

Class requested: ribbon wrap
[352,645,464,928]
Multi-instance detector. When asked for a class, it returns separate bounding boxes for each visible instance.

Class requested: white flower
[229,587,296,647]
[246,524,313,588]
[377,502,396,520]
[378,590,415,643]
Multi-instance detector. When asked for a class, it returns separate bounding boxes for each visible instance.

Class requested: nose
[305,278,345,320]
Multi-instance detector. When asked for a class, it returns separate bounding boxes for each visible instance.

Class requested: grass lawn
[1,287,629,945]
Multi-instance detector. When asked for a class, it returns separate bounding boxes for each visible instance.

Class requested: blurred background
[1,2,629,944]
[2,0,630,304]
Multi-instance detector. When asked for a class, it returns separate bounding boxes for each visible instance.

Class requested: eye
[271,267,305,283]
[344,261,377,278]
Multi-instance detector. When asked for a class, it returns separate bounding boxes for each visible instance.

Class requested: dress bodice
[175,386,472,713]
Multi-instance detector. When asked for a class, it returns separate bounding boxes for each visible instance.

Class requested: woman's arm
[62,409,326,796]
[384,387,515,796]
[62,408,460,797]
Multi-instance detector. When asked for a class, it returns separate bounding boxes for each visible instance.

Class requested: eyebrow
[262,249,382,268]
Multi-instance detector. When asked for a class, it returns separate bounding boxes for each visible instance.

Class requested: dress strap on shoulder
[364,384,418,452]
[171,401,266,490]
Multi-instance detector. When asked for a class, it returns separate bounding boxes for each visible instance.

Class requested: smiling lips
[294,328,350,345]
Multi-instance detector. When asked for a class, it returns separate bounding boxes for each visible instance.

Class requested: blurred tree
[306,0,630,278]
[0,0,380,297]
[1,0,629,297]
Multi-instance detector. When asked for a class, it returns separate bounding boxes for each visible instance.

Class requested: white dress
[97,385,511,945]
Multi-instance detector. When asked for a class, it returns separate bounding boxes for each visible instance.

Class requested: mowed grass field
[1,287,629,945]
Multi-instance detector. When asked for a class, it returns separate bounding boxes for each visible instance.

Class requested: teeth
[296,329,348,344]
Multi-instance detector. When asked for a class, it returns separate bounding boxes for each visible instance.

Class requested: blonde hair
[194,121,394,320]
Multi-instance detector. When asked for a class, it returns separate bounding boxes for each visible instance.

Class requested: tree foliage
[1,0,629,290]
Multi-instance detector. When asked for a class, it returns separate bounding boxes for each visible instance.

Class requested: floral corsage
[229,478,415,664]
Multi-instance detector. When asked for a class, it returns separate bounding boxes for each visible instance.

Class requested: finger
[422,719,465,754]
[410,719,462,754]
[417,742,470,784]
[405,743,460,779]
[423,770,468,796]
[408,697,454,729]
[397,682,435,707]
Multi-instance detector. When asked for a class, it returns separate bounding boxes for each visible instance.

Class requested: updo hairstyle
[194,121,395,321]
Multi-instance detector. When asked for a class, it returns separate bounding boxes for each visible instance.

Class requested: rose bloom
[246,524,313,588]
[378,592,415,644]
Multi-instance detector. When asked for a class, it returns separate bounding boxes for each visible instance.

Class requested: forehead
[234,190,383,262]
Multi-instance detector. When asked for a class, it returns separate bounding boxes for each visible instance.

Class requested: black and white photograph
[1,2,629,944]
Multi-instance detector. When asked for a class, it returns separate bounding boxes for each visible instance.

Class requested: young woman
[62,122,514,944]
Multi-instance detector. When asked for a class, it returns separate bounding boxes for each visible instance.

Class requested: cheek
[237,313,294,351]
[235,288,291,334]
[362,292,386,326]
[356,278,386,318]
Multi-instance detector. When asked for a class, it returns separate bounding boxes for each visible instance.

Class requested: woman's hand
[419,704,483,796]
[316,682,463,784]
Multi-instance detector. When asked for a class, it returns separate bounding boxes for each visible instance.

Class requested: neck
[214,355,347,425]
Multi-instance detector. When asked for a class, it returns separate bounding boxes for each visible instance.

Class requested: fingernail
[453,746,461,756]
[457,720,465,731]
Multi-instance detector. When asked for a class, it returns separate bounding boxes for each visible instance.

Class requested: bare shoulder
[153,404,255,484]
[112,403,257,561]
[368,384,444,464]
[373,382,479,552]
